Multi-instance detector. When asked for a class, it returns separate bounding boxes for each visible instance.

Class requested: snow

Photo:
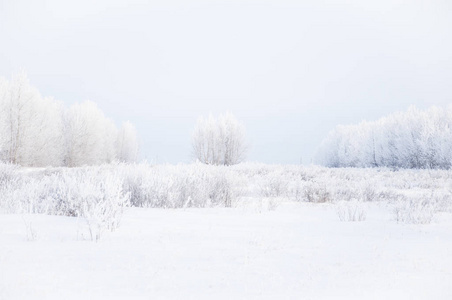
[1,202,451,299]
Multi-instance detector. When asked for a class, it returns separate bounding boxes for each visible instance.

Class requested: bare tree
[192,112,247,165]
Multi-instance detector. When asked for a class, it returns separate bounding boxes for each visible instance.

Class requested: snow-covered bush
[0,162,18,185]
[0,165,129,240]
[78,170,129,241]
[433,189,452,213]
[0,163,20,213]
[118,163,238,208]
[41,167,130,241]
[333,185,361,202]
[259,170,289,198]
[304,181,331,203]
[0,164,37,213]
[290,179,305,202]
[336,200,367,222]
[1,162,451,233]
[361,184,378,202]
[206,168,236,207]
[393,195,437,224]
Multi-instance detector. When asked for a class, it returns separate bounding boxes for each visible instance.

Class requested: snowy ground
[1,202,451,299]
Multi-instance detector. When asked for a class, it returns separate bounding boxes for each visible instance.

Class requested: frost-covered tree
[0,73,65,166]
[315,105,452,169]
[22,96,65,167]
[65,101,117,166]
[116,121,139,163]
[192,112,247,165]
[0,72,37,164]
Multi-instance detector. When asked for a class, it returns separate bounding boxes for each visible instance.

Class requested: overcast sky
[1,0,451,164]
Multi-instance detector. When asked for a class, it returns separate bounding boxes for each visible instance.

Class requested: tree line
[0,73,139,167]
[13,73,451,170]
[315,106,452,169]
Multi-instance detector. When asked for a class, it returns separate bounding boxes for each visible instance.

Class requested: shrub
[393,195,437,224]
[118,163,237,208]
[0,165,129,241]
[336,200,367,222]
[259,171,289,198]
[304,181,331,203]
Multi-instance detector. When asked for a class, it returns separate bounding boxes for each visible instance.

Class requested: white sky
[1,0,451,164]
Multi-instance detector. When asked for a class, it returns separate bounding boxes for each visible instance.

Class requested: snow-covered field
[1,163,452,299]
[1,201,452,299]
